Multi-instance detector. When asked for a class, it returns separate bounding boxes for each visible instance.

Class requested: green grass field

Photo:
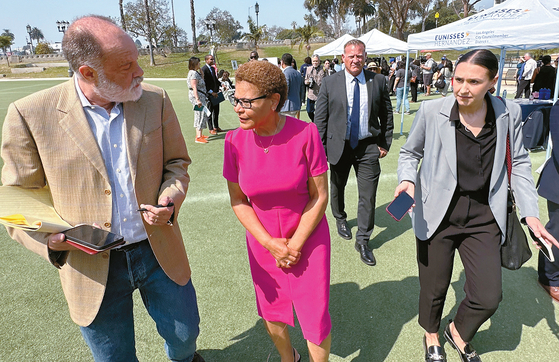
[0,79,557,362]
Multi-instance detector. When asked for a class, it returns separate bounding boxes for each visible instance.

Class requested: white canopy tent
[314,29,409,56]
[358,29,408,55]
[314,34,355,56]
[407,0,559,52]
[398,0,559,134]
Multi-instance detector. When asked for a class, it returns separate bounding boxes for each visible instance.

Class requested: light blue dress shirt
[345,69,372,141]
[74,78,148,243]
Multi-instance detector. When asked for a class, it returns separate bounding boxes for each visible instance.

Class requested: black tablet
[63,225,125,252]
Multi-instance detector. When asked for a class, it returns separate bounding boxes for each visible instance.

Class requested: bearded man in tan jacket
[1,15,204,362]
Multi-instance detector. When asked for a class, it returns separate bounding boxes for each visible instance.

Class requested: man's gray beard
[93,69,144,103]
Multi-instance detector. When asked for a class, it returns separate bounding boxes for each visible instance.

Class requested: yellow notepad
[0,186,72,233]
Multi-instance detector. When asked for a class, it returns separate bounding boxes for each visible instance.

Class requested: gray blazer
[397,94,539,243]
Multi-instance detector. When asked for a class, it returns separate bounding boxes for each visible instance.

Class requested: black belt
[114,239,148,252]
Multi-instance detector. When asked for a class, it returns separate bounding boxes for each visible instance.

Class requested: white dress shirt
[344,69,372,141]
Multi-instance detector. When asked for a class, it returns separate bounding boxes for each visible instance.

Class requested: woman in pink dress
[223,60,332,362]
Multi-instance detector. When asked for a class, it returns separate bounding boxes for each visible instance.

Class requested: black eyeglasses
[232,95,267,109]
[250,56,258,59]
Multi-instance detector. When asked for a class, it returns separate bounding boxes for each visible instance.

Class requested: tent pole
[401,50,410,135]
[496,47,506,97]
[544,64,559,160]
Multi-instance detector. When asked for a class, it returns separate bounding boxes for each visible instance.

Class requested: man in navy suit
[201,54,222,134]
[315,39,393,266]
[279,53,304,119]
[537,102,559,303]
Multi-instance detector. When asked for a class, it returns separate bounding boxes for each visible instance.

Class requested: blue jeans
[396,86,410,113]
[80,240,200,362]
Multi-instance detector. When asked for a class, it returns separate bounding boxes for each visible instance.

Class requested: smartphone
[63,225,125,254]
[527,225,555,262]
[386,192,415,221]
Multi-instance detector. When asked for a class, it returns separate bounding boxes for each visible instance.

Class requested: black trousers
[388,75,396,95]
[410,81,418,102]
[417,219,502,342]
[515,79,531,98]
[307,98,316,122]
[538,201,559,286]
[208,102,220,130]
[330,138,380,245]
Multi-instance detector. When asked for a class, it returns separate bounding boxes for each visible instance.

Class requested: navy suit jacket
[280,66,304,112]
[538,101,559,204]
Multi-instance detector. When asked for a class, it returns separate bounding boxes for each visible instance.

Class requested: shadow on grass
[344,202,413,250]
[198,277,420,361]
[443,266,559,355]
[371,201,413,250]
[197,319,279,361]
[329,277,419,361]
[196,266,558,361]
[393,131,409,140]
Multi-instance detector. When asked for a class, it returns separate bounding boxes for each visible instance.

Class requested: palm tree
[119,0,127,31]
[352,0,376,35]
[170,0,177,47]
[30,27,44,44]
[1,29,14,53]
[0,35,14,66]
[190,0,198,53]
[143,0,155,65]
[295,25,324,56]
[243,16,262,50]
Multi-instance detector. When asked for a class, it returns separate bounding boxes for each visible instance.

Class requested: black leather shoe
[355,242,376,266]
[336,219,352,240]
[192,352,205,362]
[444,321,481,362]
[423,336,446,362]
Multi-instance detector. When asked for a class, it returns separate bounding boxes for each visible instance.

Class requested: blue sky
[1,0,494,48]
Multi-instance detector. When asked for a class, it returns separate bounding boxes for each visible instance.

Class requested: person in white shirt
[420,53,436,96]
[515,52,537,99]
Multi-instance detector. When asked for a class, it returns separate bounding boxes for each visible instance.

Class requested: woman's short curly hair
[235,60,287,112]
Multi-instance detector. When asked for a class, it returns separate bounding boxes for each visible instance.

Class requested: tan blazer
[1,79,192,326]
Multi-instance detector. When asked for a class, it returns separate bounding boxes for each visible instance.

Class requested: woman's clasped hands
[267,237,301,269]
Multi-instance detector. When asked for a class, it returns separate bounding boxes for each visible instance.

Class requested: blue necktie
[350,77,360,149]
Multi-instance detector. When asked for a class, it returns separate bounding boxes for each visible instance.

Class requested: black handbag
[500,130,532,270]
[434,74,446,89]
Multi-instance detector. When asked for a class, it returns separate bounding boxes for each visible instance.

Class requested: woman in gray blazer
[395,49,558,362]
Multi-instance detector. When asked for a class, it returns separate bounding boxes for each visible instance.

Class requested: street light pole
[26,25,33,55]
[26,37,32,56]
[56,20,73,77]
[255,2,260,28]
[204,19,217,61]
[204,19,216,45]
